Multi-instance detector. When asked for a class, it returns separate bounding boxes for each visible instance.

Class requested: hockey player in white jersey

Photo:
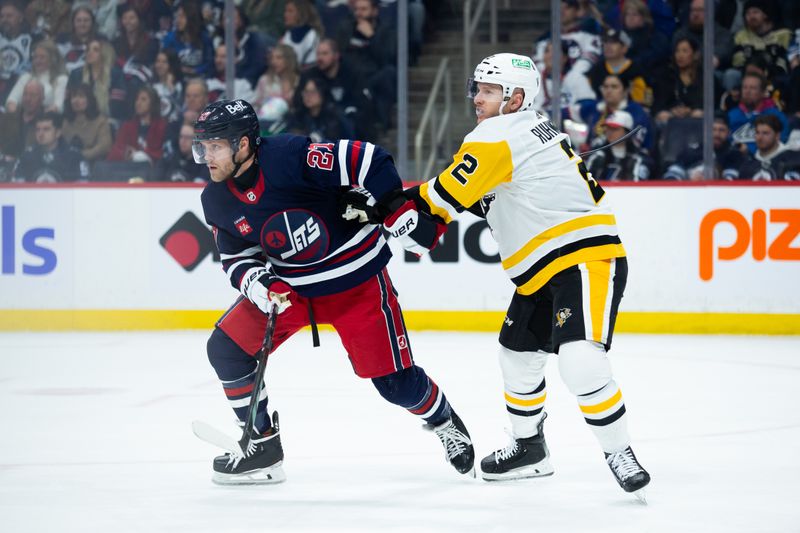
[346,53,651,499]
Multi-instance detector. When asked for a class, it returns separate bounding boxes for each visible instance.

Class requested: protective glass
[466,78,505,101]
[191,138,236,164]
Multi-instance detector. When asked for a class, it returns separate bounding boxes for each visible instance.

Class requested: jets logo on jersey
[555,308,572,328]
[234,216,253,236]
[261,209,330,263]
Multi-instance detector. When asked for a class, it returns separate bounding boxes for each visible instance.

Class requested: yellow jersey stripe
[587,259,612,343]
[505,392,547,407]
[516,244,626,295]
[580,388,622,414]
[502,214,618,270]
[419,181,454,224]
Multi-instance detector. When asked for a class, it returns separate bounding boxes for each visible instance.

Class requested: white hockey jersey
[419,111,626,296]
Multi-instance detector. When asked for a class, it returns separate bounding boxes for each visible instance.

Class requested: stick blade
[192,420,244,457]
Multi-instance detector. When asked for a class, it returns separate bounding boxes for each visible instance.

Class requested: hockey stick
[193,299,281,457]
[579,125,643,158]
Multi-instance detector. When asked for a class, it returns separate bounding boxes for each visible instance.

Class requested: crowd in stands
[0,0,421,183]
[3,0,799,183]
[533,0,800,181]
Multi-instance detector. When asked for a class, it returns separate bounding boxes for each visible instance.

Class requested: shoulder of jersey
[466,112,537,144]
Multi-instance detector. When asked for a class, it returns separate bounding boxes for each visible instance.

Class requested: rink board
[1,182,799,333]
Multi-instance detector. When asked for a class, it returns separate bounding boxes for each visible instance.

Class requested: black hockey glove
[339,187,388,224]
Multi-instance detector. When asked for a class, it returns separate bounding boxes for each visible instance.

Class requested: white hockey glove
[240,268,292,315]
[383,199,447,256]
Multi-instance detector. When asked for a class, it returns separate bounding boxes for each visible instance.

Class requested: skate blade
[212,462,287,486]
[481,459,555,482]
[632,488,648,505]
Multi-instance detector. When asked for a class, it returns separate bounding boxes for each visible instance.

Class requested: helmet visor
[466,78,506,102]
[191,138,236,164]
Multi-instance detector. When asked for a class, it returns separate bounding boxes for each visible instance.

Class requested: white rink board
[1,184,799,313]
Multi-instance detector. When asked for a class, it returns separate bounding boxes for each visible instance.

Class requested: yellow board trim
[579,388,622,414]
[504,392,547,407]
[1,310,799,335]
[502,214,618,270]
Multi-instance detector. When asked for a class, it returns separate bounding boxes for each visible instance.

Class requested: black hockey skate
[480,412,554,481]
[424,411,475,476]
[212,412,286,485]
[605,446,650,502]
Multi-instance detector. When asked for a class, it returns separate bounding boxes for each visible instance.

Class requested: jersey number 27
[560,140,604,204]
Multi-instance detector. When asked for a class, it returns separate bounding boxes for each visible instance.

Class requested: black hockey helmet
[192,99,260,163]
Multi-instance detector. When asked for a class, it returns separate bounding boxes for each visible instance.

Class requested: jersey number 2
[560,140,604,203]
[451,153,479,185]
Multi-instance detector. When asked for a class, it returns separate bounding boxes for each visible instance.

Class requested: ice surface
[1,331,798,532]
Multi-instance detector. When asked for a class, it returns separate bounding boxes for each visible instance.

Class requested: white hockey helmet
[467,53,541,113]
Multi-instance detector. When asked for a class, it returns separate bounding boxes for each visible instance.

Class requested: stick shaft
[238,302,278,454]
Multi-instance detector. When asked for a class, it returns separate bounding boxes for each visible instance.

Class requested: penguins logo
[555,308,572,328]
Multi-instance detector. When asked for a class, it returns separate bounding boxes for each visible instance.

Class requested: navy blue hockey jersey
[201,134,399,297]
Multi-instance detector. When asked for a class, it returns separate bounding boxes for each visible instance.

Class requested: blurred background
[2,0,800,184]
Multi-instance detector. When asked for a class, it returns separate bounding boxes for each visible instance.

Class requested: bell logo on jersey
[234,216,253,236]
[555,308,572,328]
[261,209,330,263]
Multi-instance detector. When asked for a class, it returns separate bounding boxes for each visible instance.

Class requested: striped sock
[505,378,547,438]
[407,378,452,425]
[221,368,270,434]
[577,380,630,453]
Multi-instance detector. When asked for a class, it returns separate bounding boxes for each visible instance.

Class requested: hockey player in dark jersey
[193,99,473,484]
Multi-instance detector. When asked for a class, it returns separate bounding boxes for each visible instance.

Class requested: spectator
[164,77,209,155]
[280,0,323,69]
[587,73,654,149]
[586,110,655,181]
[156,122,210,182]
[730,0,791,85]
[113,4,159,80]
[56,5,100,74]
[24,0,71,39]
[604,0,676,38]
[13,111,89,182]
[126,0,173,37]
[336,0,397,130]
[728,72,789,153]
[0,78,44,161]
[206,43,255,103]
[84,0,120,40]
[534,41,596,124]
[534,0,601,76]
[61,82,113,165]
[252,43,298,121]
[300,38,376,140]
[152,49,184,122]
[651,37,704,125]
[108,85,166,164]
[0,0,32,103]
[212,6,268,87]
[664,112,747,180]
[243,0,286,41]
[587,28,652,107]
[621,0,671,74]
[161,2,214,77]
[739,113,800,180]
[672,0,733,71]
[68,38,129,126]
[287,75,354,142]
[4,38,68,113]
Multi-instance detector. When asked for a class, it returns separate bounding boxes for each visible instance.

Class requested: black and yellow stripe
[578,385,626,427]
[510,236,625,295]
[505,379,546,417]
